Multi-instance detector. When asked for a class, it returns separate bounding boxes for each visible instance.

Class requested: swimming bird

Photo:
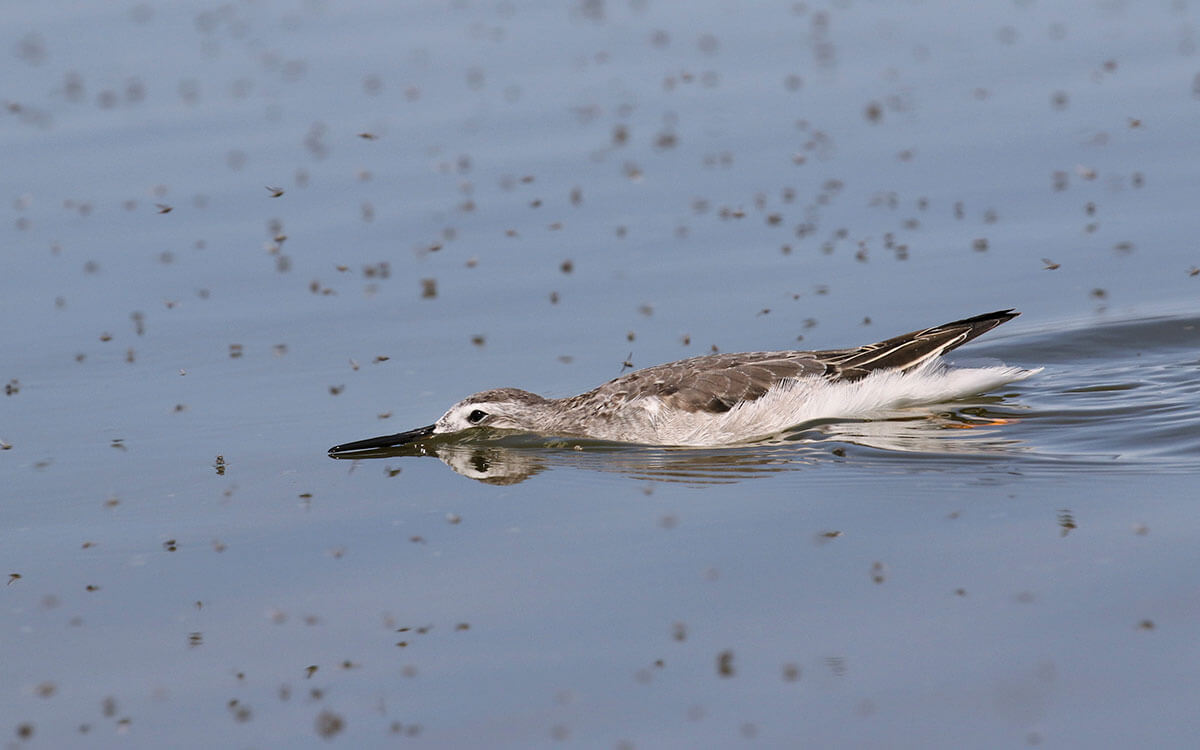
[328,309,1032,452]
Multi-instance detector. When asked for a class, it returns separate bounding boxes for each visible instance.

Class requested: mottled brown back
[584,310,1018,415]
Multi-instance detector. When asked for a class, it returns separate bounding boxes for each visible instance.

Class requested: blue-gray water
[3,2,1199,747]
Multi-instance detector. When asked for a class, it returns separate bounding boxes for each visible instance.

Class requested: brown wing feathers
[665,358,820,413]
[596,310,1018,415]
[822,309,1018,381]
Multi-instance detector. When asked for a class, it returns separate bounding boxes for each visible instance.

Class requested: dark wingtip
[931,309,1017,352]
[954,309,1018,325]
[934,309,1019,338]
[937,309,1020,347]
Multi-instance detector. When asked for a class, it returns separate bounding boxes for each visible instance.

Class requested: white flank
[650,360,1039,446]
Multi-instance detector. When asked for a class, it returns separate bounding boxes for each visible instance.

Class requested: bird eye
[467,409,487,424]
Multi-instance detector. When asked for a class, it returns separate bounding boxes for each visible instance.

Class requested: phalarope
[329,309,1032,452]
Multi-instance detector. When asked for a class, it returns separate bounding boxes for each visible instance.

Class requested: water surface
[3,1,1199,747]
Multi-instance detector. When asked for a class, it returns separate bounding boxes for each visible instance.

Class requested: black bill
[328,424,436,454]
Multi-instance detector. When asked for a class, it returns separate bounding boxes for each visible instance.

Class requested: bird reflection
[328,401,1032,485]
